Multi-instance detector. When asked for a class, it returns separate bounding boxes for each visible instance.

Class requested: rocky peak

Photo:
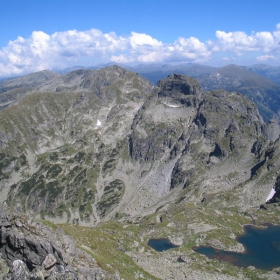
[157,74,202,99]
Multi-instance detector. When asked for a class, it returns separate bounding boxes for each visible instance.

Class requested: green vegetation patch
[73,168,87,184]
[97,179,125,218]
[69,165,83,180]
[39,180,62,198]
[19,172,43,195]
[74,151,86,163]
[46,164,62,179]
[49,152,59,162]
[0,153,18,177]
[102,158,117,174]
[60,222,158,280]
[19,153,27,166]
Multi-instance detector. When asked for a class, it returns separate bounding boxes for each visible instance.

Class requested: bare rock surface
[0,203,119,280]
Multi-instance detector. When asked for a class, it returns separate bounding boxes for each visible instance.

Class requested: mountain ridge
[1,63,279,123]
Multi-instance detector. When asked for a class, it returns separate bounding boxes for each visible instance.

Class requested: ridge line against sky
[1,0,280,77]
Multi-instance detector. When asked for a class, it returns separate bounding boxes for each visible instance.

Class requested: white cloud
[111,35,210,64]
[1,24,280,77]
[0,29,128,76]
[130,32,162,48]
[213,27,280,55]
[174,37,211,60]
[256,55,276,61]
[273,23,280,40]
[214,30,258,54]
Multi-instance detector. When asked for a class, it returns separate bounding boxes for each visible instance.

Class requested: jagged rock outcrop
[169,89,265,190]
[267,176,280,203]
[129,74,202,161]
[157,74,202,99]
[262,119,280,142]
[0,204,118,279]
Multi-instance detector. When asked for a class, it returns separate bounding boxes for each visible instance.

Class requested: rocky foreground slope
[0,204,118,279]
[1,66,280,279]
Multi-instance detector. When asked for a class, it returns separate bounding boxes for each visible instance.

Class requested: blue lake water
[193,224,280,270]
[147,238,179,252]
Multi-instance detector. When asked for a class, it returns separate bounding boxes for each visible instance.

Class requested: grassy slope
[40,199,280,280]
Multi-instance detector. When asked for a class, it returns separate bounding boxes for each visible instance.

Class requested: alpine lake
[147,238,179,252]
[193,223,280,271]
[147,223,280,271]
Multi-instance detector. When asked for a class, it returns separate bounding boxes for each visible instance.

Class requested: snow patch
[162,101,182,108]
[266,187,276,202]
[166,104,181,108]
[94,119,102,129]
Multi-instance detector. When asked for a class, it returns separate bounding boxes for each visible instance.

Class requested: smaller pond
[193,223,280,270]
[147,238,179,252]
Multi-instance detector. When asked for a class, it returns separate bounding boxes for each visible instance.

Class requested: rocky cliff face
[195,64,280,122]
[0,66,280,227]
[130,74,202,161]
[0,204,118,279]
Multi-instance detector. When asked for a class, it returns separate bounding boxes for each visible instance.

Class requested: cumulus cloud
[212,27,280,55]
[256,55,276,61]
[130,32,162,48]
[0,29,211,76]
[0,29,129,76]
[214,30,257,54]
[1,24,280,77]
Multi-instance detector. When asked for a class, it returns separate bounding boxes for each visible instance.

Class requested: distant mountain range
[115,63,280,122]
[197,64,280,122]
[1,63,280,122]
[245,64,280,85]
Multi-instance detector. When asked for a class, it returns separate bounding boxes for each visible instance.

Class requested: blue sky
[0,0,280,77]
